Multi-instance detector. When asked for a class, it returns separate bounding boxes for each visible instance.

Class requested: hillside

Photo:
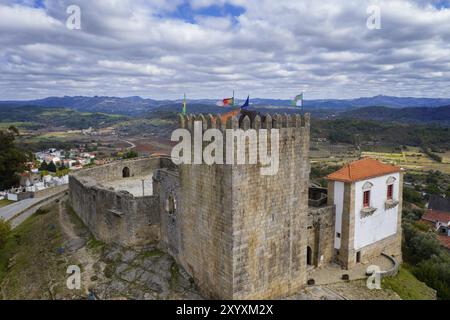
[311,118,450,150]
[339,106,450,125]
[0,106,128,130]
[2,95,450,116]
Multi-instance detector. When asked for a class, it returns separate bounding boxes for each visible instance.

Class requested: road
[0,198,42,222]
[120,139,136,150]
[0,189,68,228]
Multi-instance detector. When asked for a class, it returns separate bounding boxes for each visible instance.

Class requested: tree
[39,161,48,171]
[0,128,28,190]
[47,161,57,173]
[124,150,138,159]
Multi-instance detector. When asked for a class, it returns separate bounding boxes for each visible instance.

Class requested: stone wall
[175,113,311,299]
[153,168,182,257]
[354,233,402,265]
[69,157,163,246]
[307,205,336,268]
[33,184,68,198]
[74,157,161,182]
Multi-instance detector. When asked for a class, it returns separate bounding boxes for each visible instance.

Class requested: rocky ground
[0,197,201,300]
[0,197,420,300]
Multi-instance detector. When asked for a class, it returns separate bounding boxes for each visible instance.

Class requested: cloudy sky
[0,0,449,100]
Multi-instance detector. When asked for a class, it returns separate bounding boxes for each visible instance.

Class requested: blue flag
[240,95,250,109]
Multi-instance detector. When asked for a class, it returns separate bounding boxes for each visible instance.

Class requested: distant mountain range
[338,105,450,125]
[1,95,450,116]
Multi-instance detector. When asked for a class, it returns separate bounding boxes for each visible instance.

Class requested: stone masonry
[69,111,403,300]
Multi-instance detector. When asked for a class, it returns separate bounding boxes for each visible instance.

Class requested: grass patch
[0,204,82,299]
[382,267,436,300]
[87,238,105,250]
[141,249,164,259]
[0,199,14,208]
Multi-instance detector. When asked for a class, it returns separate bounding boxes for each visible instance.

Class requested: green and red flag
[217,97,234,107]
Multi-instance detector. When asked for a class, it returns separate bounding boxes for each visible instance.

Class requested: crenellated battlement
[178,112,310,132]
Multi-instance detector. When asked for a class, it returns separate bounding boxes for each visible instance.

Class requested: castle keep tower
[169,113,311,299]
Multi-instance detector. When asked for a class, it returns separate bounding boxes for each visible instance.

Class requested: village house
[422,195,450,250]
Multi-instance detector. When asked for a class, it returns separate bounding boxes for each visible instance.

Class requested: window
[356,251,361,263]
[387,184,393,200]
[307,246,313,266]
[166,192,177,215]
[122,167,130,178]
[336,232,341,238]
[363,190,370,208]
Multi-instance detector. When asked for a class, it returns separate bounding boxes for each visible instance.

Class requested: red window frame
[363,190,370,208]
[387,184,394,200]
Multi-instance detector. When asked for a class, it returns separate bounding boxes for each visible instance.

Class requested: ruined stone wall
[175,113,311,299]
[307,205,336,268]
[74,157,161,182]
[69,157,162,246]
[153,168,182,257]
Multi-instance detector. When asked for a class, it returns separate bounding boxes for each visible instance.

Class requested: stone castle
[69,112,403,299]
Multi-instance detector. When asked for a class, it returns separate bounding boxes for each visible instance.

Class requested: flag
[240,95,250,109]
[293,93,304,107]
[216,97,235,107]
[182,93,187,115]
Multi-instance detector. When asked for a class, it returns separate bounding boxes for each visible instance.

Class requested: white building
[327,158,403,268]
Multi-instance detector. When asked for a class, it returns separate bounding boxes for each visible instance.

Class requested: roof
[212,109,241,125]
[438,235,450,250]
[428,194,450,212]
[422,209,450,224]
[327,157,402,183]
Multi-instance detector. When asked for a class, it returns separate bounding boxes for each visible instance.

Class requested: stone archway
[122,167,130,178]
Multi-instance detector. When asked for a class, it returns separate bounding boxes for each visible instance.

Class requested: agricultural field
[362,147,450,174]
[311,143,450,175]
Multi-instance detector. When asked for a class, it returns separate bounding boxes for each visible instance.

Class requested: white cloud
[0,0,449,99]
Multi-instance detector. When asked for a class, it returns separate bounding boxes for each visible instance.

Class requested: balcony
[360,206,377,218]
[385,199,399,210]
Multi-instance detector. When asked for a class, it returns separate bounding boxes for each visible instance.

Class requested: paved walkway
[103,174,153,197]
[0,188,68,228]
[0,198,41,222]
[307,255,394,285]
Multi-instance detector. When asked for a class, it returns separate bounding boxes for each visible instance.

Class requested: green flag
[293,93,304,107]
[182,94,187,115]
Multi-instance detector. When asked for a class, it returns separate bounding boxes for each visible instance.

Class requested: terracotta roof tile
[438,235,450,250]
[327,157,402,183]
[422,209,450,224]
[212,109,241,125]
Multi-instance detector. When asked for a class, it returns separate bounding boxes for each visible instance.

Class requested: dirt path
[58,200,101,296]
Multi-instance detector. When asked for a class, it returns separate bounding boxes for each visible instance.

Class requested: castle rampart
[69,157,170,246]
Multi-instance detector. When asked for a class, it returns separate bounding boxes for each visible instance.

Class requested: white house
[327,158,403,268]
